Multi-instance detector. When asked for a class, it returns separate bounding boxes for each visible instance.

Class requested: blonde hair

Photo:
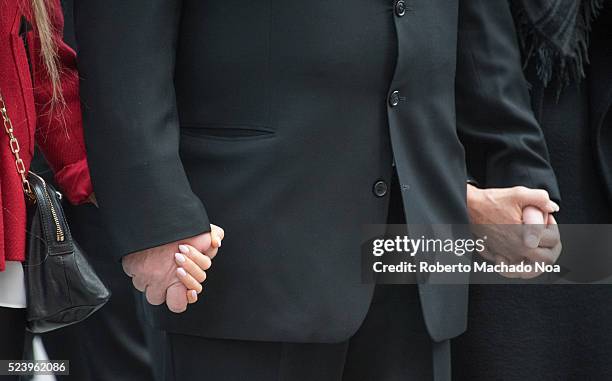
[31,0,63,105]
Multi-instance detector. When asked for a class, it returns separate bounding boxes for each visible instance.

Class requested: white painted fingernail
[548,201,559,212]
[190,290,197,299]
[178,245,189,254]
[175,253,186,263]
[177,267,187,277]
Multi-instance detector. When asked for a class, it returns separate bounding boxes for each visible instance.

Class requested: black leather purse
[1,91,110,333]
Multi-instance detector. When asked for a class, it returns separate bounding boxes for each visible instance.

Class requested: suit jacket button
[389,90,400,107]
[373,180,388,197]
[395,0,406,16]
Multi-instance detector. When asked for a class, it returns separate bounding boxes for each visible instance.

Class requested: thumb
[522,206,546,249]
[121,255,135,277]
[189,231,213,253]
[518,188,559,214]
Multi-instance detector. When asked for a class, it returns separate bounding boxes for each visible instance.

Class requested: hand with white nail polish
[121,224,225,313]
[174,244,212,303]
[175,224,224,303]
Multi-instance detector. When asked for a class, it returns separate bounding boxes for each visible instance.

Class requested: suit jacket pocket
[180,125,275,141]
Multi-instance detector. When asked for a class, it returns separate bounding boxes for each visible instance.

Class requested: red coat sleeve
[32,0,92,204]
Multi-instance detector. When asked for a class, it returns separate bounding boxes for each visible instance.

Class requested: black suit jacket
[74,0,559,344]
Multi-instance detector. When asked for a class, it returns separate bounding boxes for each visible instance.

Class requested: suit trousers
[152,176,451,381]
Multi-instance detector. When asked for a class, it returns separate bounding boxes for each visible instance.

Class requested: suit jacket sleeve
[456,0,561,202]
[74,0,210,259]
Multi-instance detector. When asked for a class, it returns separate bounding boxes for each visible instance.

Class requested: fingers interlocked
[123,225,225,313]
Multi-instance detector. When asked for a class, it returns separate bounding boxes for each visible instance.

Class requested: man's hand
[467,185,561,278]
[122,224,224,313]
[467,185,559,225]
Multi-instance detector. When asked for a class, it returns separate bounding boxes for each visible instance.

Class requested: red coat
[0,0,92,271]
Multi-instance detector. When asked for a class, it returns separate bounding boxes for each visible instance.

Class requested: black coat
[590,10,612,203]
[453,8,612,381]
[74,0,559,344]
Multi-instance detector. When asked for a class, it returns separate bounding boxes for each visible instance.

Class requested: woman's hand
[174,224,225,303]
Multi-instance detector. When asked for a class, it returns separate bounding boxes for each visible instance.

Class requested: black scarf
[510,0,607,92]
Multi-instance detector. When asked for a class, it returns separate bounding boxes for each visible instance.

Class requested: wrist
[467,184,485,223]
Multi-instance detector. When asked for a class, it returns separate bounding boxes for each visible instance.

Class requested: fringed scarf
[510,0,607,94]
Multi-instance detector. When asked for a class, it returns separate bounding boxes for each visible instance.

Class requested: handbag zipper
[43,183,65,242]
[29,172,65,242]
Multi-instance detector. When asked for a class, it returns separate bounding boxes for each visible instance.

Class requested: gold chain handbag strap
[0,90,34,198]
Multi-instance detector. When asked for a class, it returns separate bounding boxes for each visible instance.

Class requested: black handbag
[1,91,110,333]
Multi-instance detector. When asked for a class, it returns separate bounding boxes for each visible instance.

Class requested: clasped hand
[122,224,225,313]
[467,185,562,279]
